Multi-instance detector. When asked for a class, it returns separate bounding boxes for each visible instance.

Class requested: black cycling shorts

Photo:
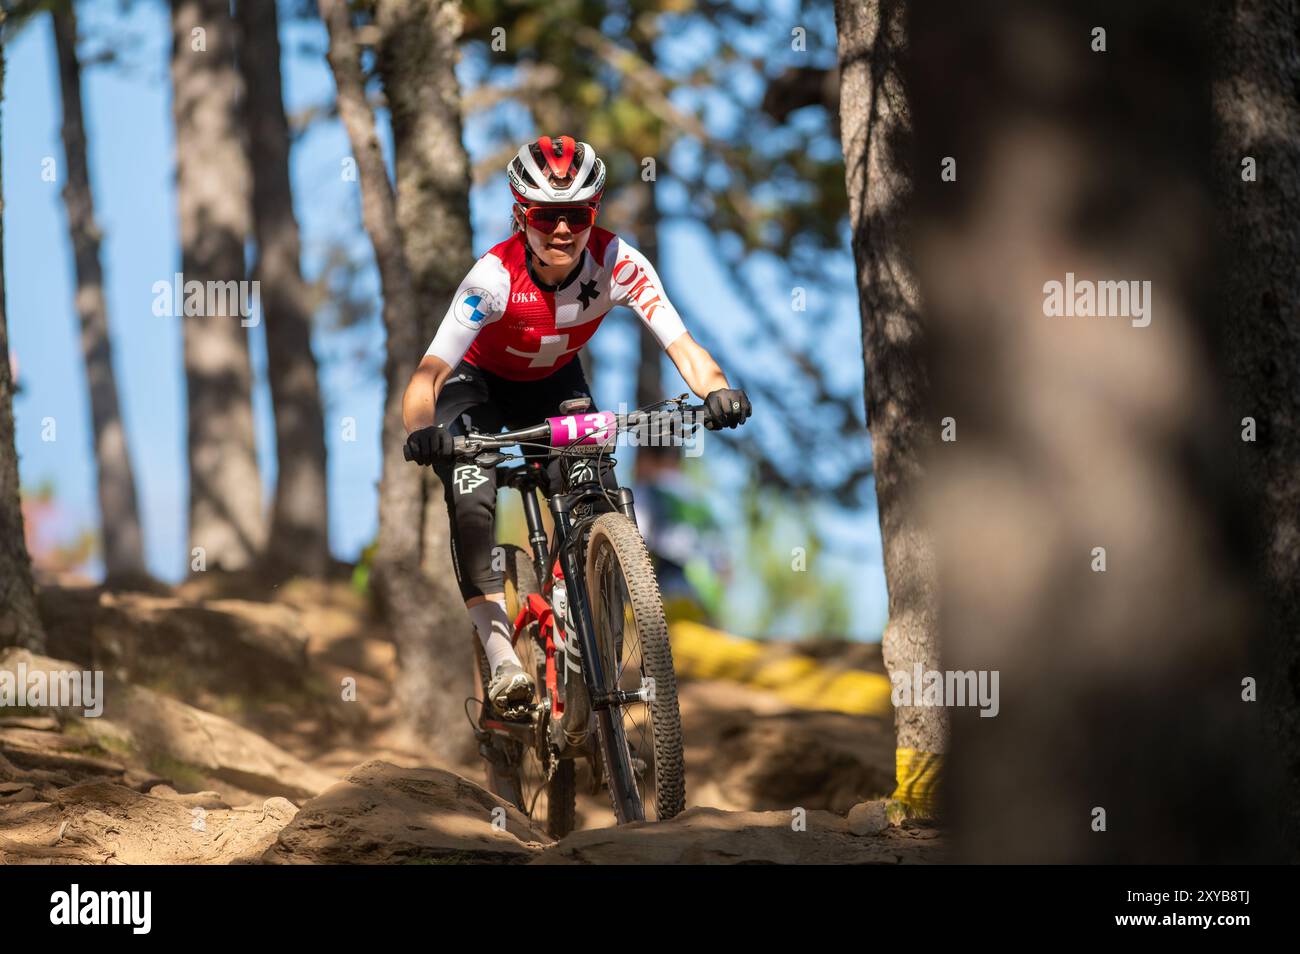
[432,358,614,601]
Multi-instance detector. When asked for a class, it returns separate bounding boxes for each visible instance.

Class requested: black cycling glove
[405,424,455,466]
[703,388,752,430]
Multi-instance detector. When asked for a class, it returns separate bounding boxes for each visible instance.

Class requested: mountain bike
[406,394,719,837]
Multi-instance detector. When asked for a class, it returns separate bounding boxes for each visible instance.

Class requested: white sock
[468,598,519,673]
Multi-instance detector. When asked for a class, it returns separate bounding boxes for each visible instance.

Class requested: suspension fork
[548,493,644,823]
[613,486,637,525]
[547,495,610,702]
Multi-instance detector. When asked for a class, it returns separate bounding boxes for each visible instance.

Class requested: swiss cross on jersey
[426,227,688,382]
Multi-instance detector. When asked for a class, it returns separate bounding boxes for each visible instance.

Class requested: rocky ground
[0,577,943,864]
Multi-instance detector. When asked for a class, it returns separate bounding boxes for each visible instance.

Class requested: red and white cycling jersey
[424,227,687,381]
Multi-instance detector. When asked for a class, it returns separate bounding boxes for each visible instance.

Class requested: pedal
[496,701,538,723]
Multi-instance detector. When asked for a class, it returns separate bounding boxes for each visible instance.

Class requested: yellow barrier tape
[892,747,943,818]
[669,620,893,717]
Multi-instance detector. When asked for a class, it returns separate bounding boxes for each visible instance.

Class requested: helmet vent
[511,157,539,188]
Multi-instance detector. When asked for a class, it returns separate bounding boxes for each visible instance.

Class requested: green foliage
[351,539,378,595]
[726,483,853,640]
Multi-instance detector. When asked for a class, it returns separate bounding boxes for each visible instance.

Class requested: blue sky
[2,0,886,639]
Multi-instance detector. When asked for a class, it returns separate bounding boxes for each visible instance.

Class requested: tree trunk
[236,0,331,579]
[52,5,148,586]
[373,0,479,601]
[632,32,663,411]
[1214,0,1300,857]
[834,0,944,817]
[633,177,663,409]
[0,14,46,652]
[909,0,1279,861]
[170,0,265,572]
[320,0,471,762]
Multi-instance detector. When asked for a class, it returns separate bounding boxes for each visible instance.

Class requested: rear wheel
[474,544,576,839]
[583,513,686,823]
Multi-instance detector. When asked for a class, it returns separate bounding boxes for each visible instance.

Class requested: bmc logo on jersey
[455,287,496,329]
[511,290,541,304]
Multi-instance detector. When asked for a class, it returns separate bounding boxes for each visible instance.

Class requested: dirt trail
[0,577,939,864]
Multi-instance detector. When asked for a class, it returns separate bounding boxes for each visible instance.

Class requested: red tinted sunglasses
[521,203,598,234]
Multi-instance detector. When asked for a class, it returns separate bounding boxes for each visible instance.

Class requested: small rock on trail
[847,799,891,835]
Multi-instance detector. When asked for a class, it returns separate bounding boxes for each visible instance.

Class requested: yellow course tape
[892,747,943,819]
[668,620,893,718]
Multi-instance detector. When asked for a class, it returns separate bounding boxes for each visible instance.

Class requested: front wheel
[583,513,686,823]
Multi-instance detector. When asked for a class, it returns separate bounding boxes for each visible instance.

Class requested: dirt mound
[261,760,550,864]
[533,805,943,864]
[38,587,311,702]
[679,680,894,814]
[10,576,920,864]
[0,781,295,864]
[1,649,335,801]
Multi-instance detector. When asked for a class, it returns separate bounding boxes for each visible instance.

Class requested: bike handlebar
[402,402,717,463]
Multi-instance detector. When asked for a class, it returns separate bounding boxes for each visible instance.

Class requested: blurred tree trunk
[834,0,944,816]
[52,6,147,586]
[0,16,46,652]
[236,0,330,579]
[1214,0,1300,856]
[321,0,470,761]
[170,0,265,572]
[632,30,662,411]
[633,197,661,409]
[910,0,1278,861]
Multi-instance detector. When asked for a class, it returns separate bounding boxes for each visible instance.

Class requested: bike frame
[449,398,712,824]
[494,459,646,820]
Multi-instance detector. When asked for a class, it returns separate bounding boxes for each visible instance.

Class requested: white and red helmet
[507,134,606,205]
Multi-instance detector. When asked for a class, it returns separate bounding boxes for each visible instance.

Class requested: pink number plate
[547,411,617,447]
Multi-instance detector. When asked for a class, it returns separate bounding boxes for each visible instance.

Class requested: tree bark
[0,13,46,652]
[170,0,265,572]
[1214,0,1300,856]
[52,5,147,586]
[236,0,331,579]
[373,0,479,600]
[834,0,944,816]
[320,0,471,761]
